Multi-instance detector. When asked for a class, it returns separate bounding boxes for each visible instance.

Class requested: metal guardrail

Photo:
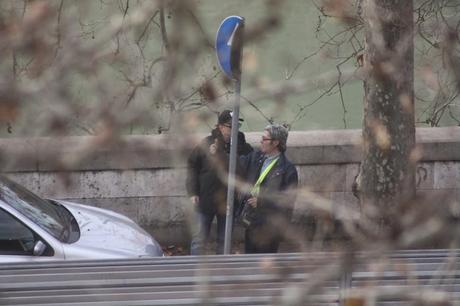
[0,250,459,305]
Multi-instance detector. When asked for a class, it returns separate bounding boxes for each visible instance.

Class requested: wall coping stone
[0,127,458,172]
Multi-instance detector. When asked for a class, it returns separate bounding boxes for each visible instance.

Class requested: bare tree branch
[159,1,169,51]
[53,0,65,60]
[240,95,273,124]
[285,24,362,80]
[135,10,159,46]
[114,0,130,55]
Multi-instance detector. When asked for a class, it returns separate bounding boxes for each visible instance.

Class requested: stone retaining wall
[2,127,459,244]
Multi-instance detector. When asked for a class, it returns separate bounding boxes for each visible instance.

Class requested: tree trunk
[360,0,415,232]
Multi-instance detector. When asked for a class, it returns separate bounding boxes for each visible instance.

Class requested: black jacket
[186,128,253,215]
[238,150,298,226]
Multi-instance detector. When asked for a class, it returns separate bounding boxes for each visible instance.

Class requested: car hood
[56,200,162,259]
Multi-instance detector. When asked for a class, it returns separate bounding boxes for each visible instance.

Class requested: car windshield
[0,176,66,241]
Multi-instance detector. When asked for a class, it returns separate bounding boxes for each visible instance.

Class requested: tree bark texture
[361,0,415,225]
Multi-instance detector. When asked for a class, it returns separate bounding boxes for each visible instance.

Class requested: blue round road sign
[216,16,245,80]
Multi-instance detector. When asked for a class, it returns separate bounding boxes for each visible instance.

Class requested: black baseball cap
[217,110,244,125]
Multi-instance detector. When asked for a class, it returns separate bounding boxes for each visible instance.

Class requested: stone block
[417,189,455,201]
[297,164,346,191]
[416,162,434,190]
[293,191,331,220]
[6,172,41,194]
[344,162,436,193]
[36,172,82,198]
[0,138,40,172]
[78,171,108,198]
[152,169,187,197]
[330,192,360,221]
[434,162,459,189]
[33,169,188,200]
[137,196,187,227]
[345,164,360,192]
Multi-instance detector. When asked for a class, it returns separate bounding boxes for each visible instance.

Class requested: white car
[0,176,163,262]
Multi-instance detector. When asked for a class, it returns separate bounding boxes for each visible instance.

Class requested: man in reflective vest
[239,124,298,253]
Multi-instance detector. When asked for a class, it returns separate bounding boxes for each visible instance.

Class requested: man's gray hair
[265,124,289,152]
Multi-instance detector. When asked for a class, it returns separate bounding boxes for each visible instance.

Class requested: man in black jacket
[186,110,253,255]
[239,124,298,253]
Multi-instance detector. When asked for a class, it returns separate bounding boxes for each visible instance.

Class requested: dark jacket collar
[210,128,251,154]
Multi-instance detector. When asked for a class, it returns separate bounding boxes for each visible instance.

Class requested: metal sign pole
[215,15,244,255]
[223,76,241,254]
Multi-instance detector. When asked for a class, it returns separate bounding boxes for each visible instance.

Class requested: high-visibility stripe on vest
[250,157,279,196]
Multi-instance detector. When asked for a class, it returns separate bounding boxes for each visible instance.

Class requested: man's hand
[209,138,218,155]
[190,196,199,205]
[247,197,257,208]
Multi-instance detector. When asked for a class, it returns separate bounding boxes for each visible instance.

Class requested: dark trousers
[190,211,226,255]
[244,225,280,254]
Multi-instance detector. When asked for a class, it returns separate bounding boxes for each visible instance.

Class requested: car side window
[0,208,36,255]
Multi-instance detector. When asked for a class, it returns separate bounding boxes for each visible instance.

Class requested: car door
[0,207,63,262]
